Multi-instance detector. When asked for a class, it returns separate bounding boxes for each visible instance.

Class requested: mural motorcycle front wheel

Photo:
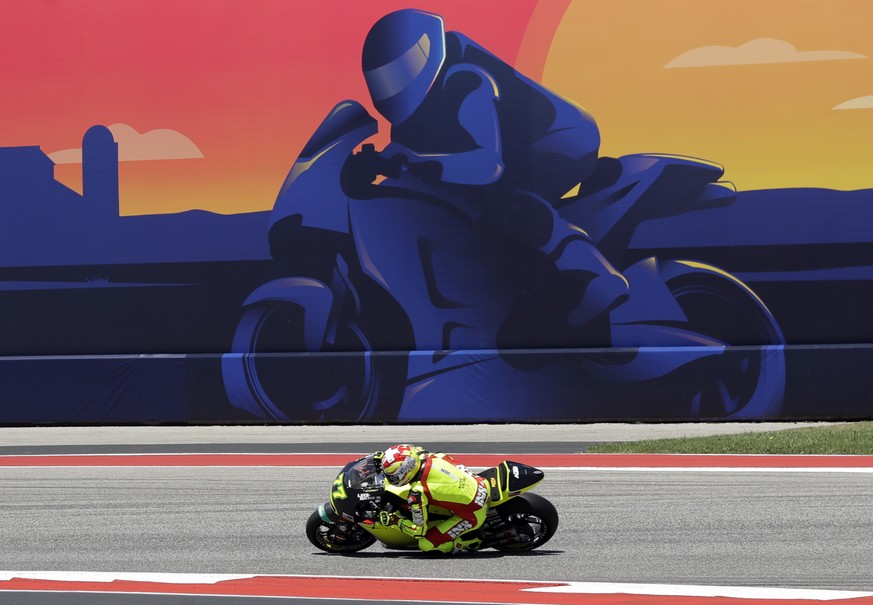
[221,297,407,422]
[660,260,786,419]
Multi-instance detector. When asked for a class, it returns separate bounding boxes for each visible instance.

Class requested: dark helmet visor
[364,33,432,102]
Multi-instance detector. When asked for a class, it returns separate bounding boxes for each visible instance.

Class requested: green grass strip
[588,422,873,454]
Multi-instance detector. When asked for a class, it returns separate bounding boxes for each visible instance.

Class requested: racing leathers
[368,20,630,332]
[383,449,489,554]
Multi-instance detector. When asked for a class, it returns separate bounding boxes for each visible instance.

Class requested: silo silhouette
[82,125,119,212]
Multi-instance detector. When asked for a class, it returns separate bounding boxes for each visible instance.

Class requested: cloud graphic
[49,124,204,164]
[665,38,866,69]
[834,95,873,110]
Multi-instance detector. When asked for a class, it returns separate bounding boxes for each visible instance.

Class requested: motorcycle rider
[375,444,488,554]
[361,9,629,329]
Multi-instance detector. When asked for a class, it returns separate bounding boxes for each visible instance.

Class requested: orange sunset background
[3,0,872,216]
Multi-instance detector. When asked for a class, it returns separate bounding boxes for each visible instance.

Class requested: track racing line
[2,452,871,603]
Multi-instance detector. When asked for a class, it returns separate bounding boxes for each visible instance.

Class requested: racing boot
[450,531,483,554]
[420,527,483,554]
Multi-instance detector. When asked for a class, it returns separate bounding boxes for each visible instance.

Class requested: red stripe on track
[2,576,872,604]
[1,453,872,468]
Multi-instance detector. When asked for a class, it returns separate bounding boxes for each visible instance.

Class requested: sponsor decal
[408,491,424,525]
[439,466,459,481]
[474,481,488,507]
[411,506,424,525]
[447,519,473,538]
[512,465,520,479]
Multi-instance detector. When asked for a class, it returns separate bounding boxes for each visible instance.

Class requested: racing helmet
[381,444,423,486]
[362,9,446,124]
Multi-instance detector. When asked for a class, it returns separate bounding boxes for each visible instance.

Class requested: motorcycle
[221,99,785,422]
[306,453,558,554]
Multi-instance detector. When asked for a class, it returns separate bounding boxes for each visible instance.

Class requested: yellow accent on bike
[331,476,347,502]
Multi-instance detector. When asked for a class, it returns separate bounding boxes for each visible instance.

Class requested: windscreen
[345,454,386,491]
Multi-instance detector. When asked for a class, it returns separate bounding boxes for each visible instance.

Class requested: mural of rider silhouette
[11,2,873,424]
[359,8,630,345]
[223,7,786,423]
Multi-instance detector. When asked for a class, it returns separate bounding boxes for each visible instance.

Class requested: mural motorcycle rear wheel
[659,259,786,419]
[220,278,408,422]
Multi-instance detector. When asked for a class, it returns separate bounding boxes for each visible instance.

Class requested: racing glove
[378,511,421,536]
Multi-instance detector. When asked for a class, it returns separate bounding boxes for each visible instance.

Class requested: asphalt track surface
[1,423,872,604]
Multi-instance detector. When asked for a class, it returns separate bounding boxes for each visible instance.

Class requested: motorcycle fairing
[610,257,689,329]
[329,455,388,522]
[557,153,736,263]
[349,194,518,352]
[269,101,378,238]
[478,461,544,504]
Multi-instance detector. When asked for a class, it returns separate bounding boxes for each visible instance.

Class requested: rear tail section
[478,460,544,504]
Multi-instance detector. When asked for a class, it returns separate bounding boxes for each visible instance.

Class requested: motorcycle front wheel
[222,287,408,422]
[306,508,376,554]
[488,492,559,553]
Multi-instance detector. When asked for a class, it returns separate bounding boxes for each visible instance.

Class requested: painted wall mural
[2,0,872,423]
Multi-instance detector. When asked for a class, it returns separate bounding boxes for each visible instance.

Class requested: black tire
[305,507,376,554]
[659,260,786,419]
[489,493,559,553]
[222,290,408,422]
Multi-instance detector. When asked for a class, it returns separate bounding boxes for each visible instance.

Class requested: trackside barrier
[0,345,870,424]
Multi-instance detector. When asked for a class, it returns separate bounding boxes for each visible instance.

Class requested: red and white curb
[1,573,871,603]
[1,453,873,471]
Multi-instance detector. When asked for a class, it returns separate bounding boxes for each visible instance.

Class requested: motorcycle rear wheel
[306,508,376,553]
[660,259,785,418]
[490,492,559,553]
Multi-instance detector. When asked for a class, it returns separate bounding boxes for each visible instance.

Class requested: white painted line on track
[0,571,255,583]
[524,581,873,600]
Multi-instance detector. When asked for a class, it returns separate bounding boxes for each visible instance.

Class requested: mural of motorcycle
[221,100,785,423]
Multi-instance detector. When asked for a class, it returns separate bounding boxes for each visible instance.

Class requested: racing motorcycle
[306,453,558,553]
[221,99,785,423]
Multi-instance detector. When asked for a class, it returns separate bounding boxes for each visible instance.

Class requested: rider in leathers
[377,444,488,554]
[361,9,629,331]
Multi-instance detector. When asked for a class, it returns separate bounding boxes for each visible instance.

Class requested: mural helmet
[362,9,446,124]
[380,444,423,486]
